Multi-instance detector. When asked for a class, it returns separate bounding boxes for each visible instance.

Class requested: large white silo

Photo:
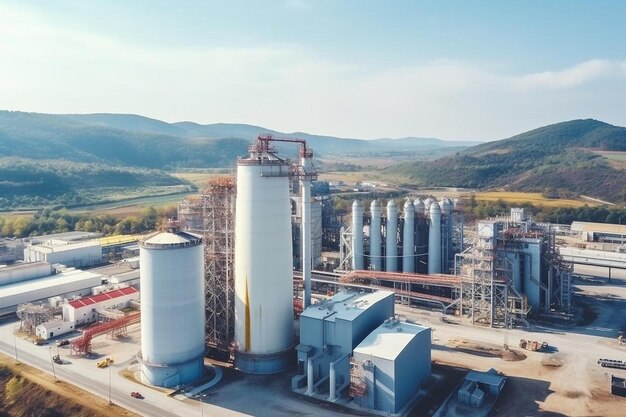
[402,199,415,273]
[370,200,382,271]
[352,200,364,270]
[428,201,442,274]
[234,143,293,374]
[139,231,205,388]
[385,200,398,272]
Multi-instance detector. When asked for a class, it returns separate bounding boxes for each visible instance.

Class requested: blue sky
[1,0,625,140]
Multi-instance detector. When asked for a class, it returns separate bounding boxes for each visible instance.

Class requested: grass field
[465,191,594,208]
[172,170,231,188]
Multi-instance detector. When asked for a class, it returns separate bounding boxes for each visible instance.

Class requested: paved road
[0,338,182,417]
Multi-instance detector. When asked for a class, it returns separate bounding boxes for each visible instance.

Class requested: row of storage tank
[351,197,462,275]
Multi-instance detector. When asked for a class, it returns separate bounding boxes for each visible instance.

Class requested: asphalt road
[0,338,181,417]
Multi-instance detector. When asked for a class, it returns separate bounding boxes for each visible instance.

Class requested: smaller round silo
[402,199,415,273]
[370,200,382,271]
[428,201,442,274]
[139,231,205,388]
[352,200,364,270]
[385,200,398,272]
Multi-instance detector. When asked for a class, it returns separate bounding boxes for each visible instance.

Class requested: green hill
[0,111,475,164]
[385,119,626,202]
[0,158,192,210]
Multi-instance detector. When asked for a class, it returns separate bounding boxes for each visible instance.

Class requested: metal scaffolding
[179,176,236,352]
[16,303,53,335]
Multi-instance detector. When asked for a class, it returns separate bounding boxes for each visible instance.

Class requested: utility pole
[48,347,56,380]
[108,365,112,405]
[13,333,19,362]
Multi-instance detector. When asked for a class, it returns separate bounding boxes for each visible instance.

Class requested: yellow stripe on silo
[245,279,251,352]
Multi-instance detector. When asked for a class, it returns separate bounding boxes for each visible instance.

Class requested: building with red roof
[63,286,139,325]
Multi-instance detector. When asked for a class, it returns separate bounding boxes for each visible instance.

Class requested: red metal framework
[71,312,140,356]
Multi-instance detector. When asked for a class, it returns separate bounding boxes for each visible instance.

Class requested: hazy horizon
[1,1,625,141]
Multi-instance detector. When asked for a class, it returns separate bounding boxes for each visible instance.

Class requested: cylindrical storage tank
[234,148,293,374]
[139,231,205,388]
[441,198,453,217]
[385,200,398,272]
[440,198,453,272]
[423,197,434,213]
[428,201,442,274]
[370,200,382,271]
[402,199,415,273]
[413,198,425,216]
[352,200,364,270]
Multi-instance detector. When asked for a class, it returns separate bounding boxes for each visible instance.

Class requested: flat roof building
[352,318,432,414]
[63,287,139,325]
[24,240,102,268]
[0,269,103,316]
[0,262,52,286]
[293,290,395,401]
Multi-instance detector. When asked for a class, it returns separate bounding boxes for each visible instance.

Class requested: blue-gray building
[292,290,395,400]
[352,318,431,414]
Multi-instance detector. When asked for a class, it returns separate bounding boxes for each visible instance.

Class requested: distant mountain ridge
[385,119,626,202]
[0,111,478,165]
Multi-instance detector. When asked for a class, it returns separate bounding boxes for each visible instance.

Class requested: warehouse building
[0,268,103,316]
[35,319,75,340]
[351,318,431,414]
[62,287,139,325]
[292,290,395,399]
[571,221,626,244]
[0,262,53,286]
[24,240,102,268]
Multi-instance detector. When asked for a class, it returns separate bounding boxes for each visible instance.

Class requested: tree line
[0,206,177,238]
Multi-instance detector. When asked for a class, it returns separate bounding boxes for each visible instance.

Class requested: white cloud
[1,4,625,140]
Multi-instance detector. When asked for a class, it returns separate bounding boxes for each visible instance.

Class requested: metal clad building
[292,290,395,399]
[0,269,103,316]
[0,262,52,286]
[24,240,102,268]
[352,319,431,414]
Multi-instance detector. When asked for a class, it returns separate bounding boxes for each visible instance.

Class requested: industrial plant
[4,132,626,417]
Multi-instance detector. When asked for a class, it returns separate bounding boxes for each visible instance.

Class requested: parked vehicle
[130,392,144,399]
[519,339,548,351]
[96,357,114,368]
[56,339,70,347]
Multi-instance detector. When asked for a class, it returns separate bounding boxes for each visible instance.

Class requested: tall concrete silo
[402,199,415,273]
[139,231,205,388]
[234,141,293,374]
[385,200,398,272]
[428,201,442,274]
[352,200,364,270]
[370,200,382,271]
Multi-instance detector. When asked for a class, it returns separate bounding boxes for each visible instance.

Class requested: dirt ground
[397,271,626,417]
[0,354,139,417]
